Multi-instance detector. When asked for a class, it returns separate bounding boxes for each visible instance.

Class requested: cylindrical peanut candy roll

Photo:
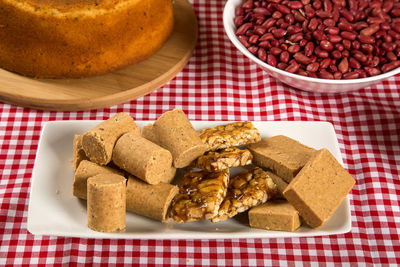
[112,132,174,185]
[152,109,207,168]
[141,124,158,143]
[82,112,140,165]
[73,134,88,171]
[73,160,124,199]
[87,174,126,232]
[126,176,179,222]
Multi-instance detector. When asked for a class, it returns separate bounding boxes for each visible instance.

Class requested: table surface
[1,0,399,265]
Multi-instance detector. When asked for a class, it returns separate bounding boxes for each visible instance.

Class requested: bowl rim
[223,0,400,85]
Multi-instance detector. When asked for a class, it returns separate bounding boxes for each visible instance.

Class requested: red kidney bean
[352,51,368,63]
[333,71,342,79]
[288,1,303,9]
[313,0,322,9]
[315,9,332,19]
[358,34,375,44]
[280,51,290,63]
[304,42,314,56]
[320,58,332,69]
[259,33,274,41]
[382,42,397,52]
[319,69,334,79]
[292,10,306,21]
[312,30,327,41]
[342,39,351,50]
[338,21,353,32]
[257,48,267,61]
[340,9,354,22]
[258,41,271,48]
[391,9,400,17]
[272,11,283,19]
[253,7,271,15]
[306,62,320,72]
[360,24,380,36]
[308,18,319,31]
[270,47,283,55]
[285,14,295,24]
[340,31,357,41]
[352,41,361,50]
[248,35,259,44]
[299,39,308,47]
[262,18,277,28]
[342,50,350,57]
[276,4,291,14]
[386,51,397,61]
[277,62,288,69]
[248,46,258,54]
[332,0,345,7]
[383,34,393,43]
[382,60,400,72]
[327,35,341,43]
[323,19,336,27]
[320,40,334,51]
[272,28,287,38]
[304,4,315,18]
[325,26,340,35]
[236,23,253,35]
[285,62,300,73]
[235,7,244,16]
[293,52,312,64]
[288,44,301,53]
[331,50,342,59]
[314,47,329,58]
[338,57,349,73]
[349,57,362,69]
[267,54,278,67]
[242,0,253,9]
[382,1,394,13]
[343,72,360,79]
[364,66,381,76]
[238,35,250,48]
[361,44,374,54]
[335,43,344,51]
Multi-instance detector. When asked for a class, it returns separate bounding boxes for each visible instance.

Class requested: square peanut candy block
[249,200,301,232]
[248,135,317,183]
[283,148,356,228]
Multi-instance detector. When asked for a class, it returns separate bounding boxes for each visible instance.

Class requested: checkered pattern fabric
[1,0,400,265]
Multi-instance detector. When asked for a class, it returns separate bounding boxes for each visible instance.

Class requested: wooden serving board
[0,0,197,111]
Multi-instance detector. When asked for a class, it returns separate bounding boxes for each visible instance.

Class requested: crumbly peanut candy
[211,167,278,223]
[193,147,253,172]
[171,169,229,223]
[199,121,261,151]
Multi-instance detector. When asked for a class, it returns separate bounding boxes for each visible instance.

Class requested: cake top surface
[5,0,139,13]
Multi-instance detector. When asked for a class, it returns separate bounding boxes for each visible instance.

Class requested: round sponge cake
[0,0,174,78]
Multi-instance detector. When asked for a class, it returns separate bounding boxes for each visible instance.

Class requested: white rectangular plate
[28,120,351,239]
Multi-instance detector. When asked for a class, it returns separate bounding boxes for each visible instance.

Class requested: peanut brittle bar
[193,147,253,172]
[211,167,278,223]
[199,121,261,151]
[170,169,229,223]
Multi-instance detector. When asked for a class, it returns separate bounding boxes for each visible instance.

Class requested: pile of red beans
[235,0,400,79]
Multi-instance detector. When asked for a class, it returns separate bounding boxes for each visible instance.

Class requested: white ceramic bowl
[223,0,400,93]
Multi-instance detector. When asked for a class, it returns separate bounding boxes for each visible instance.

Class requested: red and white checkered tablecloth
[1,0,400,265]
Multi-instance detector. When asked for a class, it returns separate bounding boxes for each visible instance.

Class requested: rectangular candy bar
[170,169,229,223]
[192,147,253,172]
[211,167,278,222]
[249,200,301,232]
[283,148,355,228]
[248,135,316,183]
[199,121,261,151]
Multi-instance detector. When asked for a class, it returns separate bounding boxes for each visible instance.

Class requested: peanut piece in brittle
[170,169,229,223]
[193,147,253,172]
[199,121,261,151]
[211,167,278,223]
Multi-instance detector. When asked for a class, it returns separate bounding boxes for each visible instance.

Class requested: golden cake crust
[0,0,174,78]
